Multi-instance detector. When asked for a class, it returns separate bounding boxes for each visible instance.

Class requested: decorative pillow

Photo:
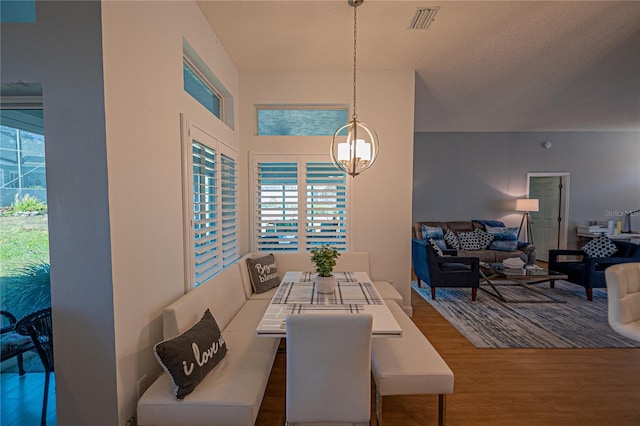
[246,254,281,294]
[582,234,618,258]
[154,309,227,400]
[421,225,446,250]
[474,228,494,250]
[427,238,444,257]
[457,231,481,251]
[486,226,519,251]
[444,228,460,249]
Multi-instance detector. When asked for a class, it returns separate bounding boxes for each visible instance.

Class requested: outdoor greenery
[0,215,50,321]
[1,194,47,216]
[310,244,341,277]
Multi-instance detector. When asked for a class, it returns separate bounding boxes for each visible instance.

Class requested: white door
[528,174,569,262]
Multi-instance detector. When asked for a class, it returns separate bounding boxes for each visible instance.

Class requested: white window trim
[250,153,352,253]
[181,114,238,292]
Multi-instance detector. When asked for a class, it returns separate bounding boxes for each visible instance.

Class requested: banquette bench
[137,251,452,425]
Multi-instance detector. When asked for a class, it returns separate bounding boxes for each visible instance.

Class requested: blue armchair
[412,238,480,301]
[549,240,640,301]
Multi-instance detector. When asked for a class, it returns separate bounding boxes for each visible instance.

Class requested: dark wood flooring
[256,288,640,425]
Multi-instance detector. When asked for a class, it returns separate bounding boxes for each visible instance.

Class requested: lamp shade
[515,198,539,212]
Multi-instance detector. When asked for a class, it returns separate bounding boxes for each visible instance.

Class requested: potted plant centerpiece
[310,244,341,294]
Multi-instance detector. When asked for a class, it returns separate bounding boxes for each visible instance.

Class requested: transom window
[256,106,348,136]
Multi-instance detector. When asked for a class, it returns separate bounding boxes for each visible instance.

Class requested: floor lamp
[515,198,539,244]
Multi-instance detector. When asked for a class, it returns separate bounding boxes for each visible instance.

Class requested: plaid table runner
[272,279,383,305]
[297,271,358,282]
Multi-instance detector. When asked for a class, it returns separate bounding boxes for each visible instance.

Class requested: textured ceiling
[198,0,640,131]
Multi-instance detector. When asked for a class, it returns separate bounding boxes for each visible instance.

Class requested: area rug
[412,280,640,349]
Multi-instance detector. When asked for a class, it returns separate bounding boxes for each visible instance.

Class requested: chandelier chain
[352,3,358,121]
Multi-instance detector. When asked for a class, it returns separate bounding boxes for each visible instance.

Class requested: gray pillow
[246,254,281,293]
[154,309,227,400]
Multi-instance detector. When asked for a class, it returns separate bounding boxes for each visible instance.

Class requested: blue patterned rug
[412,280,640,348]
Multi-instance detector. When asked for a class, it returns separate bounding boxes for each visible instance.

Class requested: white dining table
[256,271,403,338]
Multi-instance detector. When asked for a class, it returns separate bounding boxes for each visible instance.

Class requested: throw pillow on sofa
[474,228,494,250]
[486,226,519,251]
[427,238,444,257]
[582,234,618,258]
[444,228,460,249]
[457,231,481,250]
[421,225,447,250]
[154,309,228,400]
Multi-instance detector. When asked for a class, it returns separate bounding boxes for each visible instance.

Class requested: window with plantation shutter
[182,116,237,289]
[305,162,347,251]
[252,155,349,252]
[220,152,238,267]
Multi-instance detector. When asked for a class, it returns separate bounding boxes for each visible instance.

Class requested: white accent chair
[605,262,640,342]
[285,314,373,426]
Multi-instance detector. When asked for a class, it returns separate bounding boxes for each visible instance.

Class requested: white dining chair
[285,313,373,426]
[605,262,640,342]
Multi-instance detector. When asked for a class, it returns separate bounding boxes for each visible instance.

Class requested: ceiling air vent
[408,7,439,30]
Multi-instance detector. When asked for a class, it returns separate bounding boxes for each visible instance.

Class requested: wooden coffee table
[479,264,568,303]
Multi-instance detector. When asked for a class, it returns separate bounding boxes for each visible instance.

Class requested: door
[528,173,570,262]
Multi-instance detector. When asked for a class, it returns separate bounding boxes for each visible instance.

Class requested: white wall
[238,70,415,311]
[1,1,118,424]
[412,131,640,248]
[101,1,239,423]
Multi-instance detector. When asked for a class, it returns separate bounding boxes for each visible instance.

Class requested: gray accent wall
[412,131,640,248]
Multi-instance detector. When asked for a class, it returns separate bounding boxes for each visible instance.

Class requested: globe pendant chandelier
[330,0,379,177]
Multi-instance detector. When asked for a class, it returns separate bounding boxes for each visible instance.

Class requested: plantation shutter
[220,151,238,268]
[252,155,350,252]
[305,162,347,251]
[254,160,299,251]
[192,141,219,285]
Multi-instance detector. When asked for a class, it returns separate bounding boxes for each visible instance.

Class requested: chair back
[16,308,54,373]
[605,262,640,342]
[285,313,373,424]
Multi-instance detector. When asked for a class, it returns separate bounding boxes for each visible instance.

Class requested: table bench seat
[371,300,454,426]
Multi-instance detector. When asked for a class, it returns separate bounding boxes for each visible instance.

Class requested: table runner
[272,280,383,305]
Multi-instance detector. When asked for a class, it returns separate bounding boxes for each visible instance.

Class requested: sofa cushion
[457,231,481,251]
[246,254,281,294]
[422,225,446,250]
[486,226,519,251]
[582,234,618,258]
[444,229,460,249]
[154,309,227,400]
[474,228,494,250]
[472,219,506,230]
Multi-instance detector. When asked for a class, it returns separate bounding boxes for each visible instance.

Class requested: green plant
[9,194,47,215]
[0,262,51,321]
[310,245,341,277]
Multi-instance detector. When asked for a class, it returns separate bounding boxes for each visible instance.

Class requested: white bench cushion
[138,331,279,426]
[372,280,403,305]
[372,301,454,396]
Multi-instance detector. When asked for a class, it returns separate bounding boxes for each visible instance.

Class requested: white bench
[137,251,403,425]
[371,300,454,426]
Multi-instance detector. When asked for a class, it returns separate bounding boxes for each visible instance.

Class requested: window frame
[183,57,224,120]
[250,153,351,253]
[181,115,238,291]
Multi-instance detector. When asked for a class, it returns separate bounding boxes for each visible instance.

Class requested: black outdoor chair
[1,310,36,376]
[16,308,54,426]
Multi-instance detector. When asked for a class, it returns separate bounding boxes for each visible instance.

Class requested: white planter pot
[315,275,336,294]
